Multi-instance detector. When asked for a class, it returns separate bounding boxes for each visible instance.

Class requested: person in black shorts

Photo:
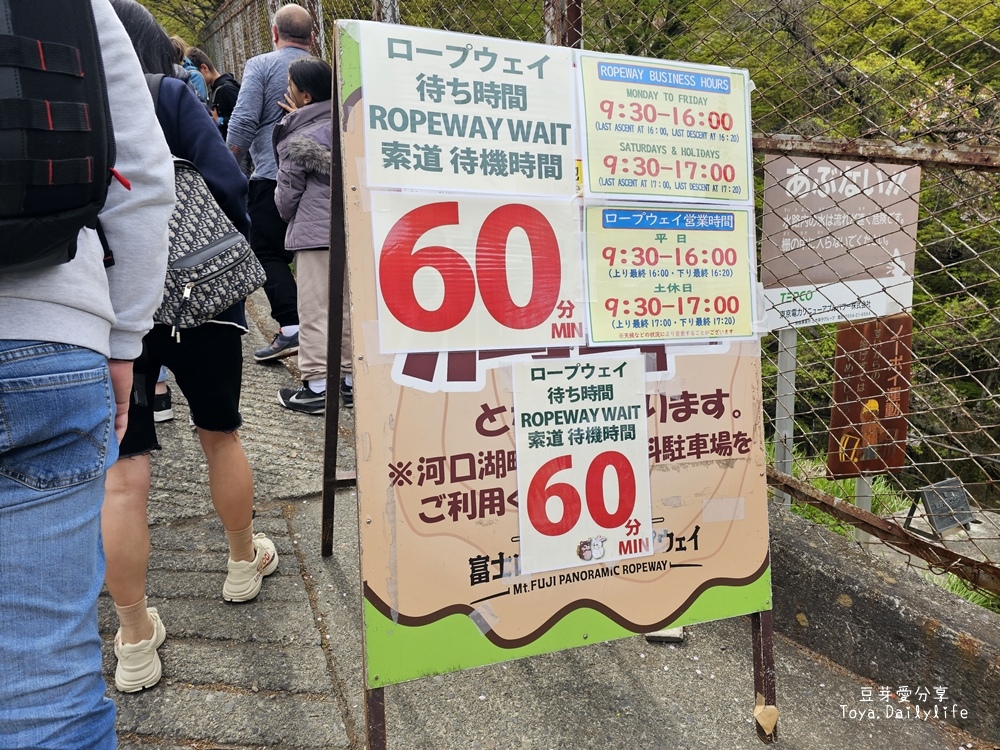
[102,0,277,695]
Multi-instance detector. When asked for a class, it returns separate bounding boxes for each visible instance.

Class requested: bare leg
[155,365,169,396]
[102,454,153,643]
[197,428,255,561]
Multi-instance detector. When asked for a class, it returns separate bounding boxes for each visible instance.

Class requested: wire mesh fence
[199,0,1000,599]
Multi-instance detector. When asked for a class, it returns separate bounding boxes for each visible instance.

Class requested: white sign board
[513,353,652,573]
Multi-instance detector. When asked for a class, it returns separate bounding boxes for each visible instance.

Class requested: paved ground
[100,291,992,750]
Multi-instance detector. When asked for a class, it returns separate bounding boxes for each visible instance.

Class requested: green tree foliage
[589,0,1000,140]
[138,0,222,42]
[576,0,1000,500]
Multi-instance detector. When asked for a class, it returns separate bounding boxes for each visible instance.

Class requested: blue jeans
[0,341,117,750]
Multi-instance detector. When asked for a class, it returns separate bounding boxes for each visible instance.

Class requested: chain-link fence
[199,0,1000,600]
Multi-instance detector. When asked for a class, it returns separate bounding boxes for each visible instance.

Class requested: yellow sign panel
[578,53,751,202]
[584,206,757,343]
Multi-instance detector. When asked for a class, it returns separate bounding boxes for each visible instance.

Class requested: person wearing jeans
[0,345,121,748]
[0,0,175,745]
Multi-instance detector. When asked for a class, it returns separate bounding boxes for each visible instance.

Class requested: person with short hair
[187,46,240,140]
[227,3,314,363]
[169,34,208,103]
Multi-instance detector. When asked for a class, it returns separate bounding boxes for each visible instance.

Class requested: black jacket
[208,72,240,140]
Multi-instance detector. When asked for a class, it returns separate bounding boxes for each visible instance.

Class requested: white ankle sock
[115,597,153,645]
[225,523,255,562]
[280,325,300,337]
[307,379,326,394]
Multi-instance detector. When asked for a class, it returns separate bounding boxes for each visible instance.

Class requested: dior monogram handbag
[154,157,265,332]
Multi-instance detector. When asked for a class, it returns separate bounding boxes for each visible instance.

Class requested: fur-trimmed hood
[285,135,331,177]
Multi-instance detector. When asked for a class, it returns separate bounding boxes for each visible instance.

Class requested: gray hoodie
[0,0,174,360]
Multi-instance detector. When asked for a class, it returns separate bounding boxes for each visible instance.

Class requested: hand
[210,106,220,124]
[108,359,133,444]
[229,143,246,164]
[278,92,298,113]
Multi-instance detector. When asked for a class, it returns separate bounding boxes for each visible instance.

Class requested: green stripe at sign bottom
[364,568,772,687]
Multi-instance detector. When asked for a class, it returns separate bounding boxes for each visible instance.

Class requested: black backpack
[0,0,115,271]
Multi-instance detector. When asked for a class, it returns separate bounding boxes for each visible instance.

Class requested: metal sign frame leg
[751,610,778,743]
[321,222,346,557]
[774,327,797,510]
[365,687,387,750]
[322,52,358,557]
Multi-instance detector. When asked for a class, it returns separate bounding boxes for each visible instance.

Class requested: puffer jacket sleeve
[274,132,308,224]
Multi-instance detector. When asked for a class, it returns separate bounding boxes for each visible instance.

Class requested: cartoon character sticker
[591,536,606,559]
[576,535,607,561]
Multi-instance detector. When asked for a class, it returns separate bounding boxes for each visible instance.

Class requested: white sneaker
[222,532,278,602]
[114,608,166,692]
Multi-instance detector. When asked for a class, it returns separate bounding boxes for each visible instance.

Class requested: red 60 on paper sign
[513,355,652,573]
[527,452,637,536]
[372,194,584,353]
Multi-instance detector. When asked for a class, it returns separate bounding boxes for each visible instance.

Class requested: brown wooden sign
[827,314,912,478]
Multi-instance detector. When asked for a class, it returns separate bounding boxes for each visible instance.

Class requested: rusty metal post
[543,0,565,45]
[365,686,387,750]
[854,475,873,545]
[774,328,797,510]
[372,0,399,24]
[544,0,582,48]
[564,0,582,48]
[751,611,778,743]
[321,53,349,557]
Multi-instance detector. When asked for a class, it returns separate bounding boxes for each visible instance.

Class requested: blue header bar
[602,210,736,230]
[596,62,731,94]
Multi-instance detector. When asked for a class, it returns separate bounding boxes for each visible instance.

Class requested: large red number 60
[527,452,637,537]
[379,201,561,333]
[379,202,475,332]
[527,455,581,536]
